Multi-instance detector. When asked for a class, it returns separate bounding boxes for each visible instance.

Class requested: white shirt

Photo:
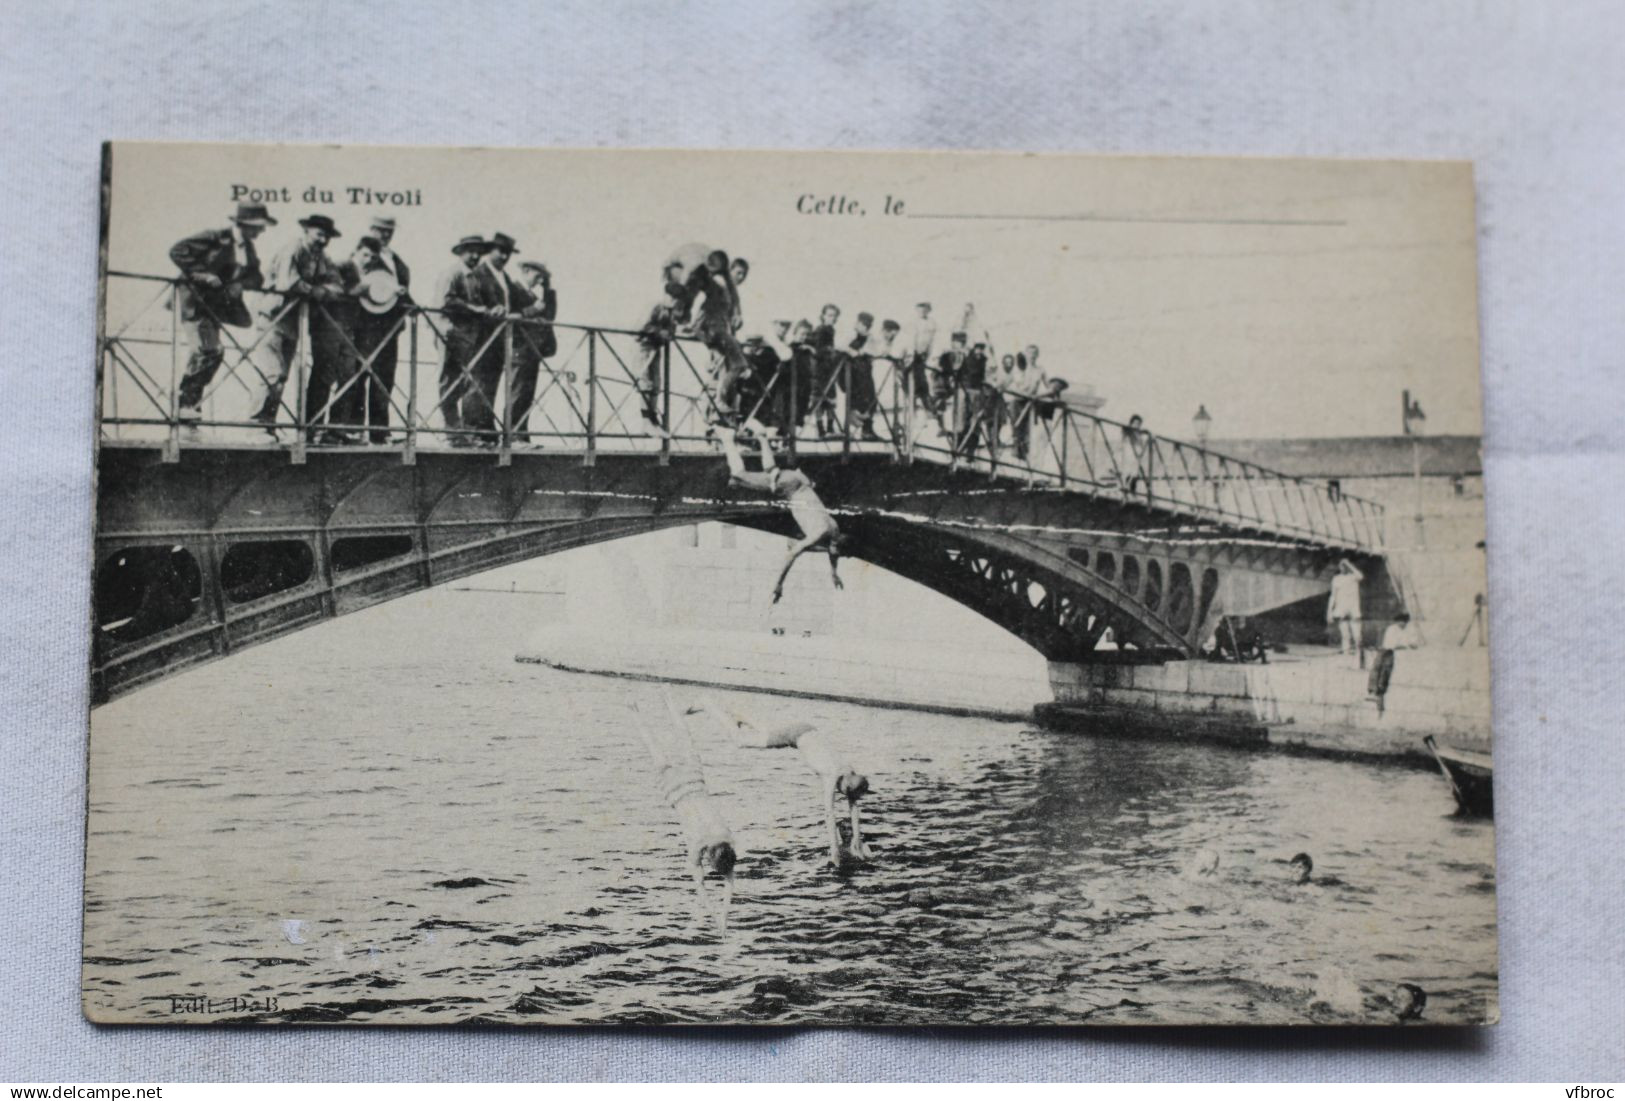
[231,224,250,269]
[766,331,795,360]
[908,316,937,358]
[377,245,399,277]
[1021,361,1050,397]
[869,333,901,361]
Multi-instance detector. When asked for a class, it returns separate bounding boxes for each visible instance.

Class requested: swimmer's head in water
[698,840,737,878]
[1290,852,1313,882]
[836,771,869,803]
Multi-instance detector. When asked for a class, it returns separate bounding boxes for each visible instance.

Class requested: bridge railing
[98,270,1383,551]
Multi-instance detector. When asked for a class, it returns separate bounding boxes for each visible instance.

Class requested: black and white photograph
[85,141,1495,1027]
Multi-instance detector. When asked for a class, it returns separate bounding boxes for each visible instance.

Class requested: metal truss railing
[98,270,1385,552]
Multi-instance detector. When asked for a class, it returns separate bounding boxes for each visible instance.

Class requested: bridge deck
[99,271,1384,554]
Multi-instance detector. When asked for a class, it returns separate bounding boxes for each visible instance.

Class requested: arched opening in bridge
[1197,567,1220,630]
[331,534,415,573]
[1166,563,1195,636]
[1143,560,1163,612]
[1119,555,1139,597]
[95,545,202,644]
[1093,552,1115,583]
[220,540,315,605]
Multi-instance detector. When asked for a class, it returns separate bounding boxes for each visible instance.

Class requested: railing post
[658,341,671,465]
[841,354,852,462]
[1058,408,1069,488]
[290,300,308,465]
[988,393,999,482]
[106,333,118,437]
[498,319,514,467]
[584,329,597,467]
[901,358,914,464]
[162,281,180,462]
[402,311,418,465]
[786,345,798,462]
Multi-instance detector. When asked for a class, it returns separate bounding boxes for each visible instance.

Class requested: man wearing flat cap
[350,216,413,443]
[168,201,273,422]
[250,213,348,438]
[462,232,548,444]
[434,235,488,440]
[509,259,559,444]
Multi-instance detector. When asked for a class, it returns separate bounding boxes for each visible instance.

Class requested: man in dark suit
[956,339,994,459]
[462,232,548,444]
[250,213,347,438]
[936,331,969,445]
[509,260,559,444]
[435,235,487,442]
[351,216,413,443]
[168,202,274,420]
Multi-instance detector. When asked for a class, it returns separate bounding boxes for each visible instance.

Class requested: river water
[84,587,1498,1027]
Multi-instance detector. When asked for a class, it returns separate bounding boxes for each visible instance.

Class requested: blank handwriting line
[906,212,1347,227]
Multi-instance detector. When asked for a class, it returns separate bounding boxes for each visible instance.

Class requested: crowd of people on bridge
[167,202,559,446]
[632,246,1079,462]
[164,205,1109,458]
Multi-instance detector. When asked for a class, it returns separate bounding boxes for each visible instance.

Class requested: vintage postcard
[87,142,1495,1026]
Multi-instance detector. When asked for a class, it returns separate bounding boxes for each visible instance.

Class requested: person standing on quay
[250,213,347,440]
[1327,558,1366,662]
[1368,611,1423,714]
[168,201,273,425]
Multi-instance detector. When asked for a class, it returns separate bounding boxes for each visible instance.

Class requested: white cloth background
[1,0,1621,1082]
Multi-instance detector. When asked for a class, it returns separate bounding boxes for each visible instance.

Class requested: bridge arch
[93,446,1385,703]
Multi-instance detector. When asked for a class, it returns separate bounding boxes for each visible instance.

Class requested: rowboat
[1423,735,1493,817]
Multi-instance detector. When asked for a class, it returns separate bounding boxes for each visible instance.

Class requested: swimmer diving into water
[720,429,847,603]
[700,695,873,867]
[630,688,737,934]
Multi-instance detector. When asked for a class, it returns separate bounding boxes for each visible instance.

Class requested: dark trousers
[1368,648,1396,699]
[837,355,878,433]
[636,339,666,424]
[304,321,360,435]
[354,313,401,443]
[707,331,748,416]
[177,316,229,412]
[955,387,994,456]
[812,354,841,434]
[1008,397,1031,458]
[905,355,933,410]
[438,331,477,432]
[508,350,541,440]
[461,325,512,438]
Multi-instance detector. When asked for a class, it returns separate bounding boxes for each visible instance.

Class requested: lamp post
[1192,405,1215,506]
[1403,390,1425,549]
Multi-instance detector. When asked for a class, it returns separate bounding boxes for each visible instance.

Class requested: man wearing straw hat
[167,201,274,422]
[351,215,413,443]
